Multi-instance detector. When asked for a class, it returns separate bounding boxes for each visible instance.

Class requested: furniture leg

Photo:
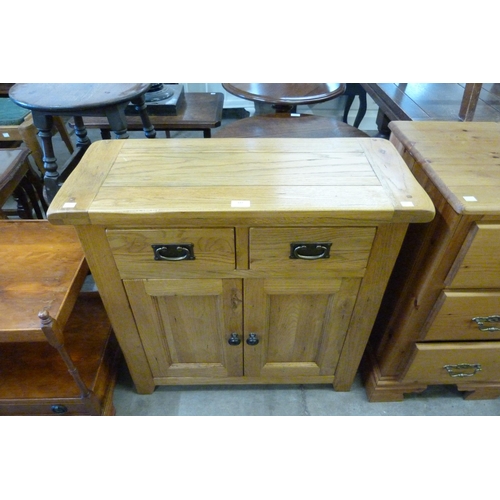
[53,116,74,153]
[104,106,129,139]
[72,116,92,149]
[130,94,156,138]
[39,308,102,415]
[31,112,60,201]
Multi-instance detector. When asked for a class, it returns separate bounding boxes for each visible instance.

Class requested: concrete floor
[26,97,500,416]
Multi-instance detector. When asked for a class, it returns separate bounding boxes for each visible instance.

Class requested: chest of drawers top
[47,137,434,227]
[389,121,500,216]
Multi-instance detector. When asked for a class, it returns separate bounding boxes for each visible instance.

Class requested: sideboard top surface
[47,138,434,226]
[389,121,500,216]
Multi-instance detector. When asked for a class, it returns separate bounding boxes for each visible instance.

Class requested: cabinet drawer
[107,228,235,278]
[447,224,500,288]
[402,342,500,384]
[423,291,500,341]
[249,227,376,274]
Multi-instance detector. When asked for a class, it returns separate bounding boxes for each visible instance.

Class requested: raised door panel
[243,278,361,380]
[124,279,243,379]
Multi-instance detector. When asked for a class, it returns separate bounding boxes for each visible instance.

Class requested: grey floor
[27,98,500,416]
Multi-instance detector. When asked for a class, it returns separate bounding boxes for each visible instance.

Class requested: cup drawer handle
[152,244,195,261]
[290,242,332,260]
[443,363,482,378]
[472,315,500,332]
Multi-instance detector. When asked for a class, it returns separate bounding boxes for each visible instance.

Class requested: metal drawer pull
[152,244,195,261]
[290,242,332,260]
[246,333,259,346]
[443,363,482,378]
[472,315,500,332]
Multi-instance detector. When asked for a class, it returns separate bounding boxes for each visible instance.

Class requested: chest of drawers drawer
[106,228,236,278]
[249,227,376,275]
[423,291,500,341]
[447,223,500,289]
[401,342,500,384]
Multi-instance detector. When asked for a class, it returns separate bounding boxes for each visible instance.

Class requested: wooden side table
[0,221,120,415]
[9,83,156,201]
[80,92,224,139]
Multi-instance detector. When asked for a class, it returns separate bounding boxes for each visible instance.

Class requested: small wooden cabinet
[48,138,433,394]
[364,121,500,401]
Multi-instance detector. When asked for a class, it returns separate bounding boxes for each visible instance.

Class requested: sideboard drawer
[401,342,500,384]
[447,224,500,289]
[249,227,376,274]
[107,228,235,278]
[423,291,500,341]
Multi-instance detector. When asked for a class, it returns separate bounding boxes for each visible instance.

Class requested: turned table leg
[31,112,60,202]
[130,94,156,138]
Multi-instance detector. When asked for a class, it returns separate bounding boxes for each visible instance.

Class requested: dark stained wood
[81,92,224,139]
[214,113,369,138]
[0,148,46,219]
[362,83,500,136]
[223,83,345,112]
[8,84,156,201]
[459,83,482,121]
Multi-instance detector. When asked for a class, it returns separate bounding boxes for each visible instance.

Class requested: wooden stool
[9,84,156,201]
[80,92,224,139]
[214,113,370,138]
[0,97,74,174]
[0,148,47,219]
[0,221,121,415]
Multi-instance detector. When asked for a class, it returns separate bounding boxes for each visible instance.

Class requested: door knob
[228,333,241,346]
[246,333,259,345]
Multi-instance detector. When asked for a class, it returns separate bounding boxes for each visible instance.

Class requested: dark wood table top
[222,83,345,106]
[362,83,500,122]
[214,113,368,138]
[9,83,152,113]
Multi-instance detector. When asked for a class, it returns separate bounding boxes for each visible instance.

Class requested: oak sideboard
[48,137,434,394]
[364,121,500,401]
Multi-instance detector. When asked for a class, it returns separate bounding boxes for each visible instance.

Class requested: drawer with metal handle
[422,290,500,341]
[401,342,500,384]
[107,228,235,278]
[249,227,376,275]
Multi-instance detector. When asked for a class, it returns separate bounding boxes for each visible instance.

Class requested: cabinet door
[124,279,243,379]
[244,278,361,380]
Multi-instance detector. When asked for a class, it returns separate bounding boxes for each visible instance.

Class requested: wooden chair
[214,112,369,138]
[0,97,74,174]
[0,148,47,219]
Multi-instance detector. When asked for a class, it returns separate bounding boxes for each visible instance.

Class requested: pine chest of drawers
[364,121,500,401]
[47,138,433,394]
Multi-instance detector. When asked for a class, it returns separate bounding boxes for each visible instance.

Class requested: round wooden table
[222,83,345,112]
[9,83,156,201]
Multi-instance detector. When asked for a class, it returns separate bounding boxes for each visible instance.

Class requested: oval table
[222,83,345,113]
[9,83,156,201]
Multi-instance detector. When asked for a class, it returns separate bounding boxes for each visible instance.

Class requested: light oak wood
[402,342,500,384]
[364,121,500,401]
[48,137,433,393]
